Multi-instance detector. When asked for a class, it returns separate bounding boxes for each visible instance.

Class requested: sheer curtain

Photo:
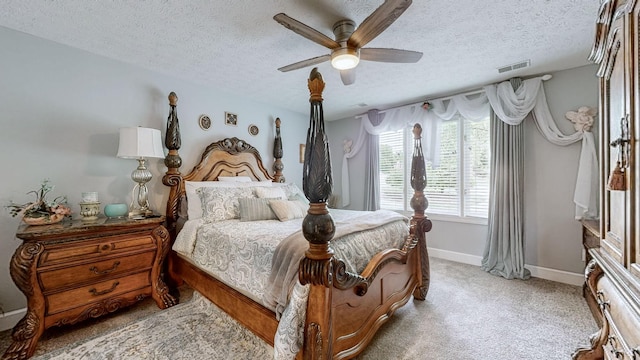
[484,77,598,219]
[341,104,426,207]
[341,95,486,207]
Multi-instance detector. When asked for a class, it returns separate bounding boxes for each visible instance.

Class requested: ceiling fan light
[331,48,360,70]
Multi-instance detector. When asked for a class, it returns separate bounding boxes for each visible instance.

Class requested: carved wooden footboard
[162,68,431,359]
[299,69,431,359]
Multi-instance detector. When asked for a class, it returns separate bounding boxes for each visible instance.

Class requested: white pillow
[218,176,252,182]
[184,180,273,220]
[254,186,287,200]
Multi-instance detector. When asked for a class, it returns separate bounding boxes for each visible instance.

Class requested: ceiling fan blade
[274,13,340,50]
[348,0,412,49]
[340,69,356,85]
[278,54,331,72]
[360,48,423,63]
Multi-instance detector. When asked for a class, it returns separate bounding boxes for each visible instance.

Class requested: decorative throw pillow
[185,180,272,220]
[254,186,287,200]
[269,199,308,221]
[197,187,254,222]
[238,198,278,221]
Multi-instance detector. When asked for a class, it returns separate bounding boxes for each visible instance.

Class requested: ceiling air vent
[497,60,530,74]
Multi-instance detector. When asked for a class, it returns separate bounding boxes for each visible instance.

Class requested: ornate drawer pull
[88,281,120,296]
[89,261,120,275]
[99,244,114,252]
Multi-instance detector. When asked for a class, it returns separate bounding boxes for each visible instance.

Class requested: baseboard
[0,307,26,332]
[428,247,585,286]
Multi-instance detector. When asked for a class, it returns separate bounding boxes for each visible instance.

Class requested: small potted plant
[7,179,72,225]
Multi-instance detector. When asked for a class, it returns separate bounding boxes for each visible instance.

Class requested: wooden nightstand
[2,216,177,360]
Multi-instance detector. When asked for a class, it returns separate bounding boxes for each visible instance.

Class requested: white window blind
[378,130,407,211]
[425,119,460,215]
[378,113,490,219]
[463,118,490,218]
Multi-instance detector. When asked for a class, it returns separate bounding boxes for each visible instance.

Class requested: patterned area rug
[35,292,273,360]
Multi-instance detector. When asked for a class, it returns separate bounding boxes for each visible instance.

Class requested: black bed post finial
[299,68,335,359]
[301,67,335,254]
[163,92,183,234]
[410,123,432,300]
[273,118,285,183]
[164,92,182,174]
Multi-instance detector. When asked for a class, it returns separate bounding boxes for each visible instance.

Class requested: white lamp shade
[117,127,165,159]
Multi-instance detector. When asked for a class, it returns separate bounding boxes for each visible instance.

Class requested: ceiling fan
[274,0,423,85]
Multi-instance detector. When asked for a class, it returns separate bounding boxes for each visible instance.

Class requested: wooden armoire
[573,0,640,359]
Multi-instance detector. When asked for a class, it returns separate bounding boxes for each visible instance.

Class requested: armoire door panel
[603,14,629,266]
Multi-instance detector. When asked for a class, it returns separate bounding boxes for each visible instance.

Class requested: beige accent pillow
[269,200,308,221]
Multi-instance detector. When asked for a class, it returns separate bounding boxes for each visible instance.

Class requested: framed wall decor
[225,112,238,126]
[248,124,259,136]
[198,114,211,130]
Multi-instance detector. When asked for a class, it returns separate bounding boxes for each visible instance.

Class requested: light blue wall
[0,26,308,312]
[327,64,599,275]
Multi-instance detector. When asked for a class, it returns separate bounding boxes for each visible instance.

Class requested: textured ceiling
[0,0,599,120]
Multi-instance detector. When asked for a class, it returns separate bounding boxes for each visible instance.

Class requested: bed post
[409,124,432,300]
[299,68,335,360]
[273,117,285,183]
[162,91,183,237]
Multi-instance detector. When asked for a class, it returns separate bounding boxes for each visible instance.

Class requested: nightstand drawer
[39,234,156,267]
[39,250,156,291]
[46,271,151,315]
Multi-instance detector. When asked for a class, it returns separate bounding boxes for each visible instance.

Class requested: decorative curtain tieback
[607,161,626,191]
[607,116,630,191]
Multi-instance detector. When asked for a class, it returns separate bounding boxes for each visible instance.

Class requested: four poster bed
[162,68,432,359]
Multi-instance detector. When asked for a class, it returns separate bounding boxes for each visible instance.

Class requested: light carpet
[33,291,273,360]
[1,258,597,359]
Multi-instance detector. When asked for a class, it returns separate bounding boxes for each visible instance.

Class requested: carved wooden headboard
[162,92,283,236]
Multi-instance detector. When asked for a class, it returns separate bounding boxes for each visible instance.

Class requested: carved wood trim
[151,226,177,308]
[50,296,147,327]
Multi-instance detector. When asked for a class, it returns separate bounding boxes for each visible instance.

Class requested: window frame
[377,116,490,225]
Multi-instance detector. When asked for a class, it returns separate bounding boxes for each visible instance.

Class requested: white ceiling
[0,0,599,120]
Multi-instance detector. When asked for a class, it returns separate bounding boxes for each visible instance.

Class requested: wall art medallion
[198,114,211,130]
[248,124,259,136]
[225,112,238,126]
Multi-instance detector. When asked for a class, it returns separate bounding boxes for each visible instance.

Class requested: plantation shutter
[464,117,491,217]
[425,119,460,215]
[379,129,406,211]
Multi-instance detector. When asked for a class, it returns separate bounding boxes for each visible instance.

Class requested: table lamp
[117,127,165,218]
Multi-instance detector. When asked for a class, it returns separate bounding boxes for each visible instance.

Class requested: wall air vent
[497,60,531,74]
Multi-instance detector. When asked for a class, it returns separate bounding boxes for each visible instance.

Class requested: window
[378,114,490,220]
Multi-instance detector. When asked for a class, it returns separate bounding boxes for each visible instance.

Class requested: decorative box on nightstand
[2,216,177,360]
